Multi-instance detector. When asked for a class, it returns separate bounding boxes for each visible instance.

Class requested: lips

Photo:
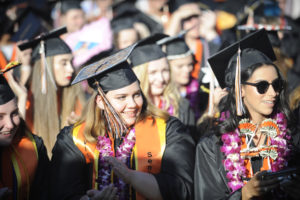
[263,100,275,107]
[123,111,138,118]
[66,76,72,80]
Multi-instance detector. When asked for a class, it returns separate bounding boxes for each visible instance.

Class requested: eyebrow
[0,108,18,115]
[114,89,141,96]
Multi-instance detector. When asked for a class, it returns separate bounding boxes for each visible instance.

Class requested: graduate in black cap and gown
[130,39,196,131]
[162,34,202,121]
[111,11,140,50]
[194,29,300,200]
[19,27,86,157]
[49,43,195,200]
[0,62,49,200]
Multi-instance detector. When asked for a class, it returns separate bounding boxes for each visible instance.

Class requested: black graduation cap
[18,26,71,61]
[0,61,21,105]
[208,28,276,89]
[111,10,136,33]
[237,24,292,48]
[72,44,138,92]
[60,0,82,15]
[72,33,168,90]
[130,33,168,67]
[157,29,192,60]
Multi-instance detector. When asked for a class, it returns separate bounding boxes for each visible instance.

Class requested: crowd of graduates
[1,0,300,199]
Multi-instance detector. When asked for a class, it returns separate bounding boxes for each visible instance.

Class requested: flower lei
[96,128,136,199]
[220,112,291,193]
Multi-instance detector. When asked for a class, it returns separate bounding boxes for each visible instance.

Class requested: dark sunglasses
[243,78,283,94]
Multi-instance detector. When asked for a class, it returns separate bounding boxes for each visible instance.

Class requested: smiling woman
[49,44,195,200]
[194,29,300,200]
[0,73,49,200]
[131,41,196,131]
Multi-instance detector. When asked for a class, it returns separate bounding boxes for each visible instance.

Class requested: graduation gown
[194,131,300,200]
[49,117,195,200]
[0,128,49,200]
[178,97,196,132]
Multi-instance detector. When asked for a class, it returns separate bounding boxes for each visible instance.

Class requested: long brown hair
[290,85,300,110]
[31,56,85,156]
[132,62,181,117]
[79,85,169,143]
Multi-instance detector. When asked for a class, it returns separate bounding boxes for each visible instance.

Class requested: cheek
[110,100,125,113]
[13,115,21,127]
[163,71,170,82]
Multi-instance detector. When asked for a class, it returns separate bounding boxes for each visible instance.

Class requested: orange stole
[191,39,203,80]
[240,136,275,179]
[1,131,38,200]
[72,118,166,200]
[72,123,99,189]
[133,117,166,200]
[0,44,18,72]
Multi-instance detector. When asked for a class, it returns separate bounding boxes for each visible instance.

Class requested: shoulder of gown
[194,134,242,200]
[49,125,92,200]
[153,116,195,200]
[178,97,196,130]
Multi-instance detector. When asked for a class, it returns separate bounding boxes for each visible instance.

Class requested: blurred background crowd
[0,0,300,143]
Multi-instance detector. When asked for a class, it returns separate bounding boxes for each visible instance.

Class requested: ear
[241,85,246,98]
[95,95,105,110]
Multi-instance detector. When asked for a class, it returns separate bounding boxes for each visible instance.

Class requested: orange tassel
[235,47,244,116]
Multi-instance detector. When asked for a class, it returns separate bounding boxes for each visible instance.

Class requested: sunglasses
[243,78,283,94]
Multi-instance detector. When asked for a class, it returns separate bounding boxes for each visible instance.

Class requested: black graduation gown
[0,132,49,200]
[178,97,196,132]
[194,131,300,200]
[49,117,195,200]
[30,134,50,200]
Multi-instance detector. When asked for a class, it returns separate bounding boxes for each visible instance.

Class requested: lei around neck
[220,112,291,193]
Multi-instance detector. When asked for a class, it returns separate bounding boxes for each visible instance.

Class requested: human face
[0,99,20,146]
[53,54,74,87]
[64,9,85,33]
[242,65,280,122]
[169,55,193,86]
[118,29,139,50]
[98,81,143,127]
[148,57,170,96]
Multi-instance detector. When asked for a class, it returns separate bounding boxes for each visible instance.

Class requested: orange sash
[72,123,99,189]
[241,136,275,179]
[73,117,166,200]
[191,39,203,80]
[0,44,18,71]
[1,131,39,200]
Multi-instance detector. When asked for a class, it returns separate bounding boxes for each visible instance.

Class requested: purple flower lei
[96,128,136,199]
[220,112,291,193]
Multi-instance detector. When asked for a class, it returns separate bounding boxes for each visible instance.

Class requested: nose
[127,97,137,108]
[66,61,74,74]
[156,72,165,83]
[266,84,277,97]
[4,116,14,130]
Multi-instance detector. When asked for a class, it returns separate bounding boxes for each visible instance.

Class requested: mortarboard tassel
[39,41,47,94]
[208,63,215,117]
[235,47,245,116]
[39,41,57,94]
[95,81,128,140]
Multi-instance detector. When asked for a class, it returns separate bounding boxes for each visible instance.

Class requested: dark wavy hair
[217,62,295,135]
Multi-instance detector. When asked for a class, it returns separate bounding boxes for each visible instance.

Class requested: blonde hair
[290,85,300,110]
[133,62,181,117]
[80,85,169,143]
[31,56,85,155]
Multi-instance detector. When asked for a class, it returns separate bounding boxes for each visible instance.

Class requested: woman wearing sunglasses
[194,29,300,200]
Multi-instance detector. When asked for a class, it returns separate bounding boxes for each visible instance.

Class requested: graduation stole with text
[72,117,166,199]
[1,131,39,200]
